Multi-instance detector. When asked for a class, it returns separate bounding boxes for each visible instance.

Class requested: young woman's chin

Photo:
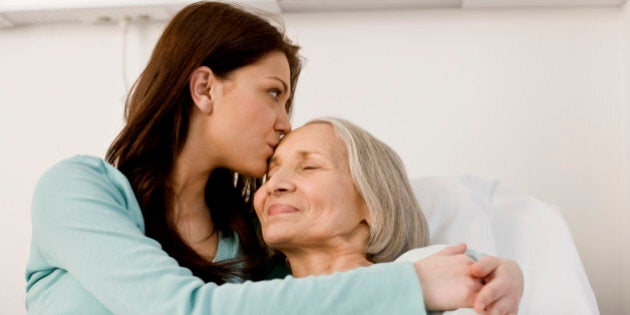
[236,162,267,179]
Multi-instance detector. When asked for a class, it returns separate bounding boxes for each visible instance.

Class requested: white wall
[0,22,158,314]
[622,3,630,314]
[284,8,628,314]
[0,5,628,315]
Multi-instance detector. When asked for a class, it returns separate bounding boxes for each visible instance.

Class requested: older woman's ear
[189,66,217,114]
[361,202,372,226]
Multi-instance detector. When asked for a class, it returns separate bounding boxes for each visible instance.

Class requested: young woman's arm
[27,156,426,314]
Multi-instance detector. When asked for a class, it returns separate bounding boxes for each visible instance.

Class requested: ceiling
[0,0,626,27]
[280,0,627,11]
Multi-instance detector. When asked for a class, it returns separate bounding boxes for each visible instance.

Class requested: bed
[407,175,599,314]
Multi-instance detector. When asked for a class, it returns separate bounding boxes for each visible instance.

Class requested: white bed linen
[410,176,599,315]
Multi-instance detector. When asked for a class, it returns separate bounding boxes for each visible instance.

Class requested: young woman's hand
[413,243,483,311]
[469,256,524,315]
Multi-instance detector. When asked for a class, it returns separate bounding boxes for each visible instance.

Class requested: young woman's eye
[269,88,282,101]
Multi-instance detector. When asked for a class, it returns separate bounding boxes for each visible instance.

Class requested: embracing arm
[27,156,426,315]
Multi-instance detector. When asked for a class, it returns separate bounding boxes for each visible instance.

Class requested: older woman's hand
[413,243,483,311]
[469,256,524,314]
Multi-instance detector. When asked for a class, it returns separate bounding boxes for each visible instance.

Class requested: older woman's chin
[261,230,289,248]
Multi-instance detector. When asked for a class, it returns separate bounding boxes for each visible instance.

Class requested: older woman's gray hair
[305,117,429,263]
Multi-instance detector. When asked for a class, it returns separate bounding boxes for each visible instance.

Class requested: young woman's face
[253,123,369,252]
[209,51,292,177]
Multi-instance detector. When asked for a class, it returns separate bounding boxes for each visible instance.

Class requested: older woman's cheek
[252,189,266,217]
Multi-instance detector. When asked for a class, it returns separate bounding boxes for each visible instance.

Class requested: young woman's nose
[275,107,291,137]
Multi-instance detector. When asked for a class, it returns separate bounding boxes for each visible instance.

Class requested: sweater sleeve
[29,156,426,315]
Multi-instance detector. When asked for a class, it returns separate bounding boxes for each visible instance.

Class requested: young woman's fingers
[473,258,524,314]
[473,277,506,313]
[481,292,521,315]
[469,255,501,278]
[414,249,485,311]
[437,243,467,256]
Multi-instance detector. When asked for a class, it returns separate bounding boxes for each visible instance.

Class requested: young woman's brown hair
[106,1,301,283]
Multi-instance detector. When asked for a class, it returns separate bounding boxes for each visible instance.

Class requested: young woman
[254,117,524,314]
[26,2,521,314]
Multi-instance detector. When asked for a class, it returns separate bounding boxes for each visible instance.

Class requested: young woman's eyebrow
[267,76,288,92]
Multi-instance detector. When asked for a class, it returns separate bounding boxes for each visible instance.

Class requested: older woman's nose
[266,172,296,195]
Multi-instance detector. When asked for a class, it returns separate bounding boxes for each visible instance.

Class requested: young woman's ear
[189,66,216,114]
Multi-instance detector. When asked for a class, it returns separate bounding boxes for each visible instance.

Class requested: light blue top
[26,155,427,314]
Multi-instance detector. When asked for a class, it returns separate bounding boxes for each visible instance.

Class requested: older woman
[254,117,523,314]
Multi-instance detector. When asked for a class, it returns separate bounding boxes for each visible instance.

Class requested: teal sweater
[26,155,426,314]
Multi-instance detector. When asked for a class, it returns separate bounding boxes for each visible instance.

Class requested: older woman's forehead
[275,124,347,164]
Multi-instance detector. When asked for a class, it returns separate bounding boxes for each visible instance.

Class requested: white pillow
[410,176,599,315]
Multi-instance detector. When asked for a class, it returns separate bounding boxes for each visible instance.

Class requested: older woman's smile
[267,203,299,216]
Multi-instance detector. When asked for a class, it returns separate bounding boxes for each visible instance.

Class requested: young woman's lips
[267,144,276,155]
[267,203,298,216]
